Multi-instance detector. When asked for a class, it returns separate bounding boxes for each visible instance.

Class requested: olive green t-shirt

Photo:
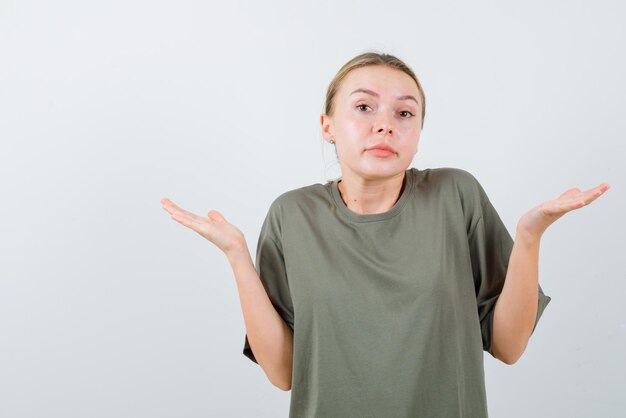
[243,167,551,418]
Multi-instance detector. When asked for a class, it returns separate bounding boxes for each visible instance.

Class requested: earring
[329,138,335,144]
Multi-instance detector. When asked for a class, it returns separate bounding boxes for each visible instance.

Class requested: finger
[162,199,200,223]
[558,188,582,199]
[161,197,176,212]
[162,199,190,217]
[557,183,609,203]
[548,184,609,215]
[162,198,182,211]
[171,205,200,223]
[171,209,206,232]
[208,210,226,223]
[591,182,610,194]
[171,213,200,232]
[577,183,610,205]
[542,199,584,217]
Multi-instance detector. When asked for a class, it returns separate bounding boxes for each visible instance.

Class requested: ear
[320,114,334,142]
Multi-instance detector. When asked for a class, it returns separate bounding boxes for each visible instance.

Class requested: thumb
[207,210,226,223]
[558,187,581,199]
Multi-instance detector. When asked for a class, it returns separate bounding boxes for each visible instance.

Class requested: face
[321,65,423,182]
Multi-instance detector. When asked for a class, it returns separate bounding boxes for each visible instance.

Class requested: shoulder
[260,182,328,240]
[413,167,492,217]
[265,182,329,217]
[414,167,483,194]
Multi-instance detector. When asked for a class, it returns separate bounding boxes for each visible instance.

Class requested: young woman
[161,52,609,417]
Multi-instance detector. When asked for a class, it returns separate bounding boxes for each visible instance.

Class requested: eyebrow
[349,88,420,106]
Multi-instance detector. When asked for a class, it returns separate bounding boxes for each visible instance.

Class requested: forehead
[338,65,418,98]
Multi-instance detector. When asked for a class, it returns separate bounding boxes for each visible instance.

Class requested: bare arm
[160,198,293,390]
[227,247,294,391]
[491,183,609,364]
[491,226,540,365]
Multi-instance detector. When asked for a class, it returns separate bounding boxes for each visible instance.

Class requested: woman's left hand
[517,182,610,242]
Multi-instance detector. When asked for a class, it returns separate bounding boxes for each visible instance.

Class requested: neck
[337,170,407,215]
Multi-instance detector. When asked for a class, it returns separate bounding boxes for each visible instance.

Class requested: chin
[356,165,408,180]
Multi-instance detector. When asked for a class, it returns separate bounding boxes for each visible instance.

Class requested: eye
[356,104,371,112]
[399,110,414,118]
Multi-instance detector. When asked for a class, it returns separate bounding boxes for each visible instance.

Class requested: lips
[366,143,396,153]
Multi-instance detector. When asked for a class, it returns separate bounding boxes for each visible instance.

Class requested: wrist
[515,221,543,247]
[226,243,252,267]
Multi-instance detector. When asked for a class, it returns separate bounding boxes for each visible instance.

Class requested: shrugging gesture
[492,182,610,364]
[160,196,294,390]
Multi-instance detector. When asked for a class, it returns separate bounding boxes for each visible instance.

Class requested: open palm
[161,198,246,255]
[518,183,610,239]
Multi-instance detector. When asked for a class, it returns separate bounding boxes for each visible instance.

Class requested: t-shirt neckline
[329,168,415,223]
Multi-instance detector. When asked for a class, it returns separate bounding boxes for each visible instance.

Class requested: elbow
[492,343,524,365]
[270,374,292,391]
[275,381,292,391]
[276,368,292,391]
[491,329,532,365]
[495,348,524,365]
[264,361,292,391]
[499,355,519,366]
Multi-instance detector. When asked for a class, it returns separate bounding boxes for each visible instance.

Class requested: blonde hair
[324,51,426,129]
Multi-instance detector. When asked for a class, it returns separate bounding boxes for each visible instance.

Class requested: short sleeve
[467,179,552,358]
[242,201,295,364]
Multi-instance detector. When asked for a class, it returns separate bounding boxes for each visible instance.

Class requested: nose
[375,112,393,136]
[377,126,392,135]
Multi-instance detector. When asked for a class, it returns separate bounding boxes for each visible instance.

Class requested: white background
[1,0,624,417]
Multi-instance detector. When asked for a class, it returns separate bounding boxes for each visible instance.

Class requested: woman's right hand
[161,197,246,257]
